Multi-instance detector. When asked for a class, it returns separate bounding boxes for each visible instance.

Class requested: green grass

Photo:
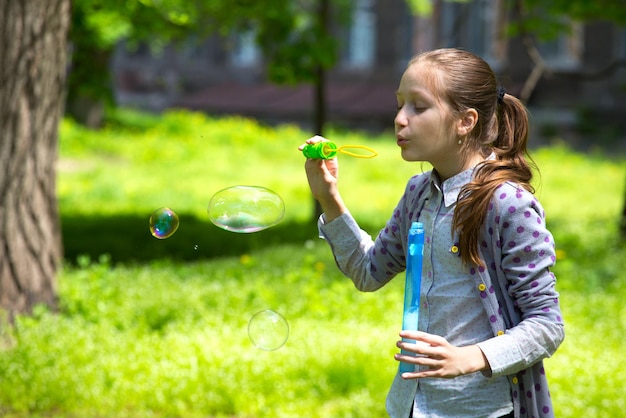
[3,246,399,417]
[0,108,625,417]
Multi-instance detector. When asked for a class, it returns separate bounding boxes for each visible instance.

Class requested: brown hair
[409,48,536,266]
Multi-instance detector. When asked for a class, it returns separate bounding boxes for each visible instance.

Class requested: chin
[400,149,421,162]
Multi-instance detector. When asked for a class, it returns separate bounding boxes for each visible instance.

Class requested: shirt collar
[429,154,495,207]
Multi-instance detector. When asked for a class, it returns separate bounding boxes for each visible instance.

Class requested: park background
[1,1,626,417]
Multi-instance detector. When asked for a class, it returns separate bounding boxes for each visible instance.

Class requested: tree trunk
[0,0,69,320]
[621,172,626,243]
[312,65,327,219]
[312,0,330,219]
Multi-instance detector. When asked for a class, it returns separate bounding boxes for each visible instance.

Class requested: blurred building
[111,0,626,146]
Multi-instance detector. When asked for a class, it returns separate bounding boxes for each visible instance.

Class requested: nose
[394,106,407,128]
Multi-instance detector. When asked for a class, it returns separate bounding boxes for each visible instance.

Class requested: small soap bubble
[248,309,289,351]
[149,207,179,239]
[208,186,285,233]
[193,244,199,250]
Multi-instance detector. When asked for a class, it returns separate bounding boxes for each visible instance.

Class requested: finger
[395,352,440,367]
[396,360,447,381]
[399,330,447,347]
[396,340,429,355]
[301,135,327,149]
[307,134,327,143]
[401,368,448,380]
[304,157,324,169]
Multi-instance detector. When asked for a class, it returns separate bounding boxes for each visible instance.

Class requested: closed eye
[397,103,427,113]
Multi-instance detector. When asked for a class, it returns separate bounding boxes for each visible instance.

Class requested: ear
[456,108,478,136]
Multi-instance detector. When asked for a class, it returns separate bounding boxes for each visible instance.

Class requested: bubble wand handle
[302,141,378,159]
[302,141,339,159]
[399,221,424,373]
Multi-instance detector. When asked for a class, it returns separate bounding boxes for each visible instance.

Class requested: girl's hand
[299,137,346,221]
[394,330,490,379]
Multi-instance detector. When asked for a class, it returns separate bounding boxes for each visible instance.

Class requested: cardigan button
[478,283,487,291]
[512,377,519,384]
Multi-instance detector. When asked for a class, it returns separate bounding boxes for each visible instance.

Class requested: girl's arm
[314,174,429,292]
[476,187,564,377]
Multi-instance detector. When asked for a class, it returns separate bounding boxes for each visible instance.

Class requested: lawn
[0,109,624,417]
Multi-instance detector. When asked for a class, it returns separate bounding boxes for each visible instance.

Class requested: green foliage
[252,0,350,85]
[68,0,353,109]
[1,109,625,417]
[522,0,626,25]
[405,0,433,16]
[405,0,472,17]
[508,0,626,41]
[68,0,626,114]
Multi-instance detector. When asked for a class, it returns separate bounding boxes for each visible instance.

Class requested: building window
[438,0,503,67]
[344,0,376,68]
[231,29,260,68]
[536,22,582,70]
[400,10,416,66]
[619,27,626,58]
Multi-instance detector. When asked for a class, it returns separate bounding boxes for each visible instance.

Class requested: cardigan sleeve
[317,174,430,292]
[477,184,565,377]
[318,207,407,292]
[317,211,386,291]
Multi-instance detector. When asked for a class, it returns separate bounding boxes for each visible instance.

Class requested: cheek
[435,118,457,142]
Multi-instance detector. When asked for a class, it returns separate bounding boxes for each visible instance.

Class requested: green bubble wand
[301,135,378,159]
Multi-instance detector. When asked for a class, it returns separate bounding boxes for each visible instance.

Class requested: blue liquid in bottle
[400,221,424,373]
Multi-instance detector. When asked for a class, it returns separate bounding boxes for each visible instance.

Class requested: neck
[436,152,484,181]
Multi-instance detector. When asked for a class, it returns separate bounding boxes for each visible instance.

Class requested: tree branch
[519,33,549,103]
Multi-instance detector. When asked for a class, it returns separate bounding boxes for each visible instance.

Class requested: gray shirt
[410,168,513,417]
[318,166,564,418]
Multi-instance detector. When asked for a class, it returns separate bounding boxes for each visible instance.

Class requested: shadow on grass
[61,213,326,264]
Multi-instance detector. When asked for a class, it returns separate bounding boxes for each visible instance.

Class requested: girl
[301,48,564,418]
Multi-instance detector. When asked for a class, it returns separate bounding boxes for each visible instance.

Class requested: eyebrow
[396,88,431,101]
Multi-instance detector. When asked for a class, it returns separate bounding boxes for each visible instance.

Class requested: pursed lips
[396,135,410,146]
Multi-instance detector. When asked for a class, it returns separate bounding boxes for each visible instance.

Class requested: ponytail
[453,93,537,267]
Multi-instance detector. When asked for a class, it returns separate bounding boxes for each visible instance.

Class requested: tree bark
[312,0,329,219]
[0,0,69,319]
[621,173,626,243]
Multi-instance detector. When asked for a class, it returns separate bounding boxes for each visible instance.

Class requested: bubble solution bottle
[399,221,425,373]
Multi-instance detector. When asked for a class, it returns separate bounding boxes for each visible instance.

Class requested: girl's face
[394,62,462,178]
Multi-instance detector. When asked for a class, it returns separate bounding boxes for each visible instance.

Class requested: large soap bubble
[207,185,285,233]
[248,309,289,351]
